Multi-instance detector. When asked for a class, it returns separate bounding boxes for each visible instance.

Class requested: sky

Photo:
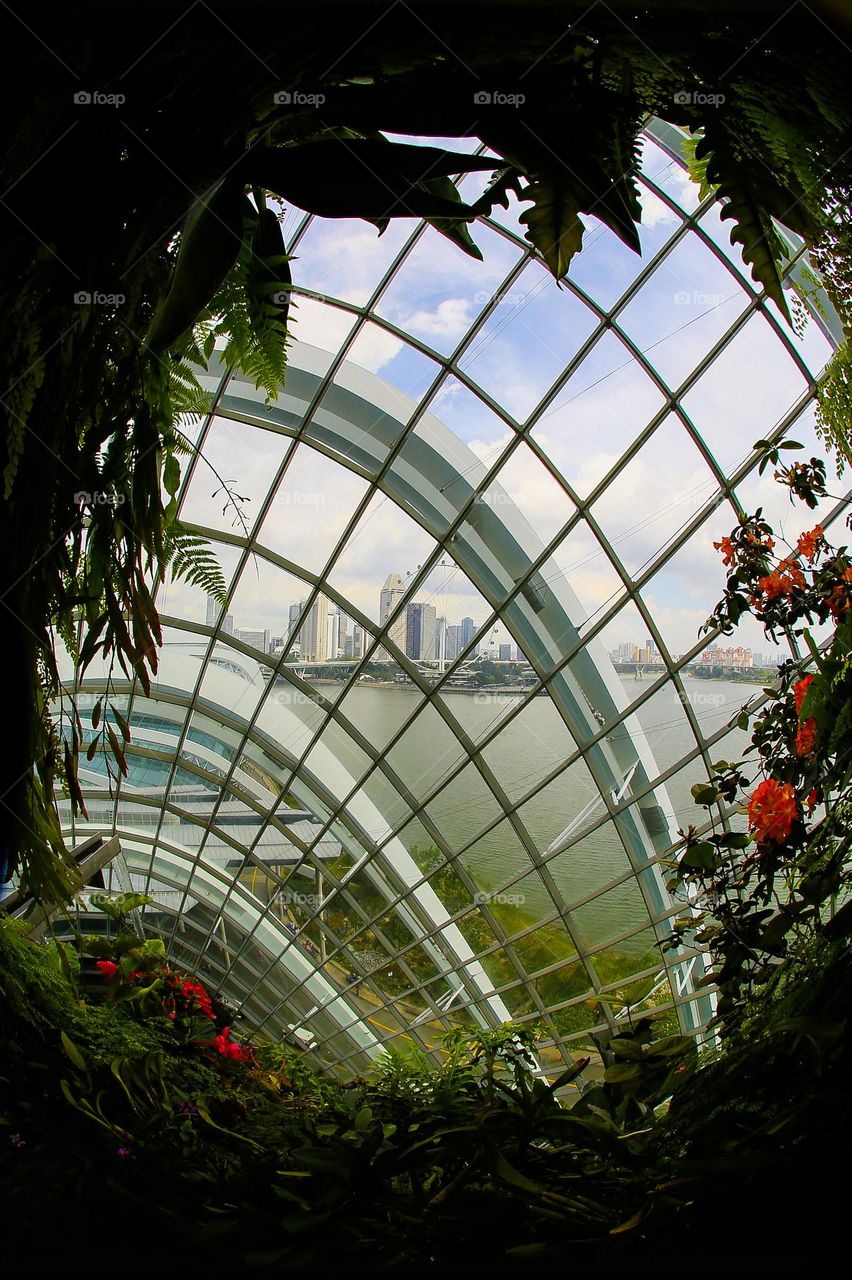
[159,130,837,667]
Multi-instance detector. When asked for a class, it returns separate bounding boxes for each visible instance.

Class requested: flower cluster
[96,958,215,1026]
[160,971,215,1023]
[214,1026,252,1062]
[747,778,798,844]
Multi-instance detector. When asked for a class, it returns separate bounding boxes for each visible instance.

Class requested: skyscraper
[435,615,447,665]
[405,602,437,660]
[287,601,303,639]
[237,627,269,654]
[300,595,329,661]
[327,608,341,659]
[205,596,233,634]
[445,624,462,661]
[460,616,477,652]
[378,572,407,659]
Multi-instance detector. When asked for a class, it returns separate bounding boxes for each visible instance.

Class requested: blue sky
[162,129,836,665]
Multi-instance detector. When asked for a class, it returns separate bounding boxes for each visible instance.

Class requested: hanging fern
[815,342,852,478]
[161,521,228,607]
[203,215,291,403]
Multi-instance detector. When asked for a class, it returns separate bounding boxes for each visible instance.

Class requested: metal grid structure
[57,122,842,1080]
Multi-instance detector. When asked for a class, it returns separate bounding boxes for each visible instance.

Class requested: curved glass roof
[56,121,840,1080]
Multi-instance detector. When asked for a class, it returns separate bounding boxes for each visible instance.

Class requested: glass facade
[54,121,841,1080]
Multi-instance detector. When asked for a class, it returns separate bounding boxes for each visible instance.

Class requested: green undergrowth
[2,913,850,1277]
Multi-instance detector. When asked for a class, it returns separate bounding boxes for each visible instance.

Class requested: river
[330,675,758,949]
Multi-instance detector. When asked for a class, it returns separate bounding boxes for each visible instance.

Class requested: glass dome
[56,121,840,1080]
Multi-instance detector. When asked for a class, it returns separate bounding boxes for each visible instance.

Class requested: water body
[334,676,756,949]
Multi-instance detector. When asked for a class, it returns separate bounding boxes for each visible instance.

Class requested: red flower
[795,717,817,756]
[214,1026,250,1061]
[714,536,736,567]
[806,787,819,813]
[747,779,798,844]
[96,960,119,981]
[793,673,814,715]
[796,525,823,562]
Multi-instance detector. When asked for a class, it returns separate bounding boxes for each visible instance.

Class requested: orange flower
[828,567,852,622]
[746,531,775,552]
[793,674,814,715]
[795,717,816,756]
[796,525,823,562]
[747,779,798,844]
[713,536,736,567]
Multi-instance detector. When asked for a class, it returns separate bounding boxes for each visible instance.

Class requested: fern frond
[161,521,228,607]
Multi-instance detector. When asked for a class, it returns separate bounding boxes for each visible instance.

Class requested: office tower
[498,643,512,661]
[405,602,437,660]
[379,572,407,658]
[352,623,366,658]
[435,616,447,664]
[237,627,270,654]
[327,608,341,659]
[445,624,462,661]
[221,614,234,636]
[287,601,303,639]
[206,595,219,628]
[300,595,329,661]
[460,617,477,652]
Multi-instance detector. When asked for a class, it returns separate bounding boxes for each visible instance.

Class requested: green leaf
[244,140,494,222]
[354,1106,373,1132]
[604,1062,642,1085]
[518,176,584,279]
[681,841,719,870]
[60,1032,87,1073]
[609,1038,644,1060]
[646,1035,692,1059]
[694,127,791,322]
[163,453,181,498]
[418,175,483,260]
[146,176,247,352]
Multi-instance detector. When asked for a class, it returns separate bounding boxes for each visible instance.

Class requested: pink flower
[96,960,119,981]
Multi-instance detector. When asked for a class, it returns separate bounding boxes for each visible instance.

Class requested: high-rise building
[379,572,407,659]
[205,596,233,634]
[445,624,462,661]
[287,601,303,639]
[405,602,437,660]
[351,623,366,658]
[498,643,512,661]
[300,595,329,661]
[460,616,477,653]
[435,616,447,664]
[327,608,341,659]
[237,627,269,654]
